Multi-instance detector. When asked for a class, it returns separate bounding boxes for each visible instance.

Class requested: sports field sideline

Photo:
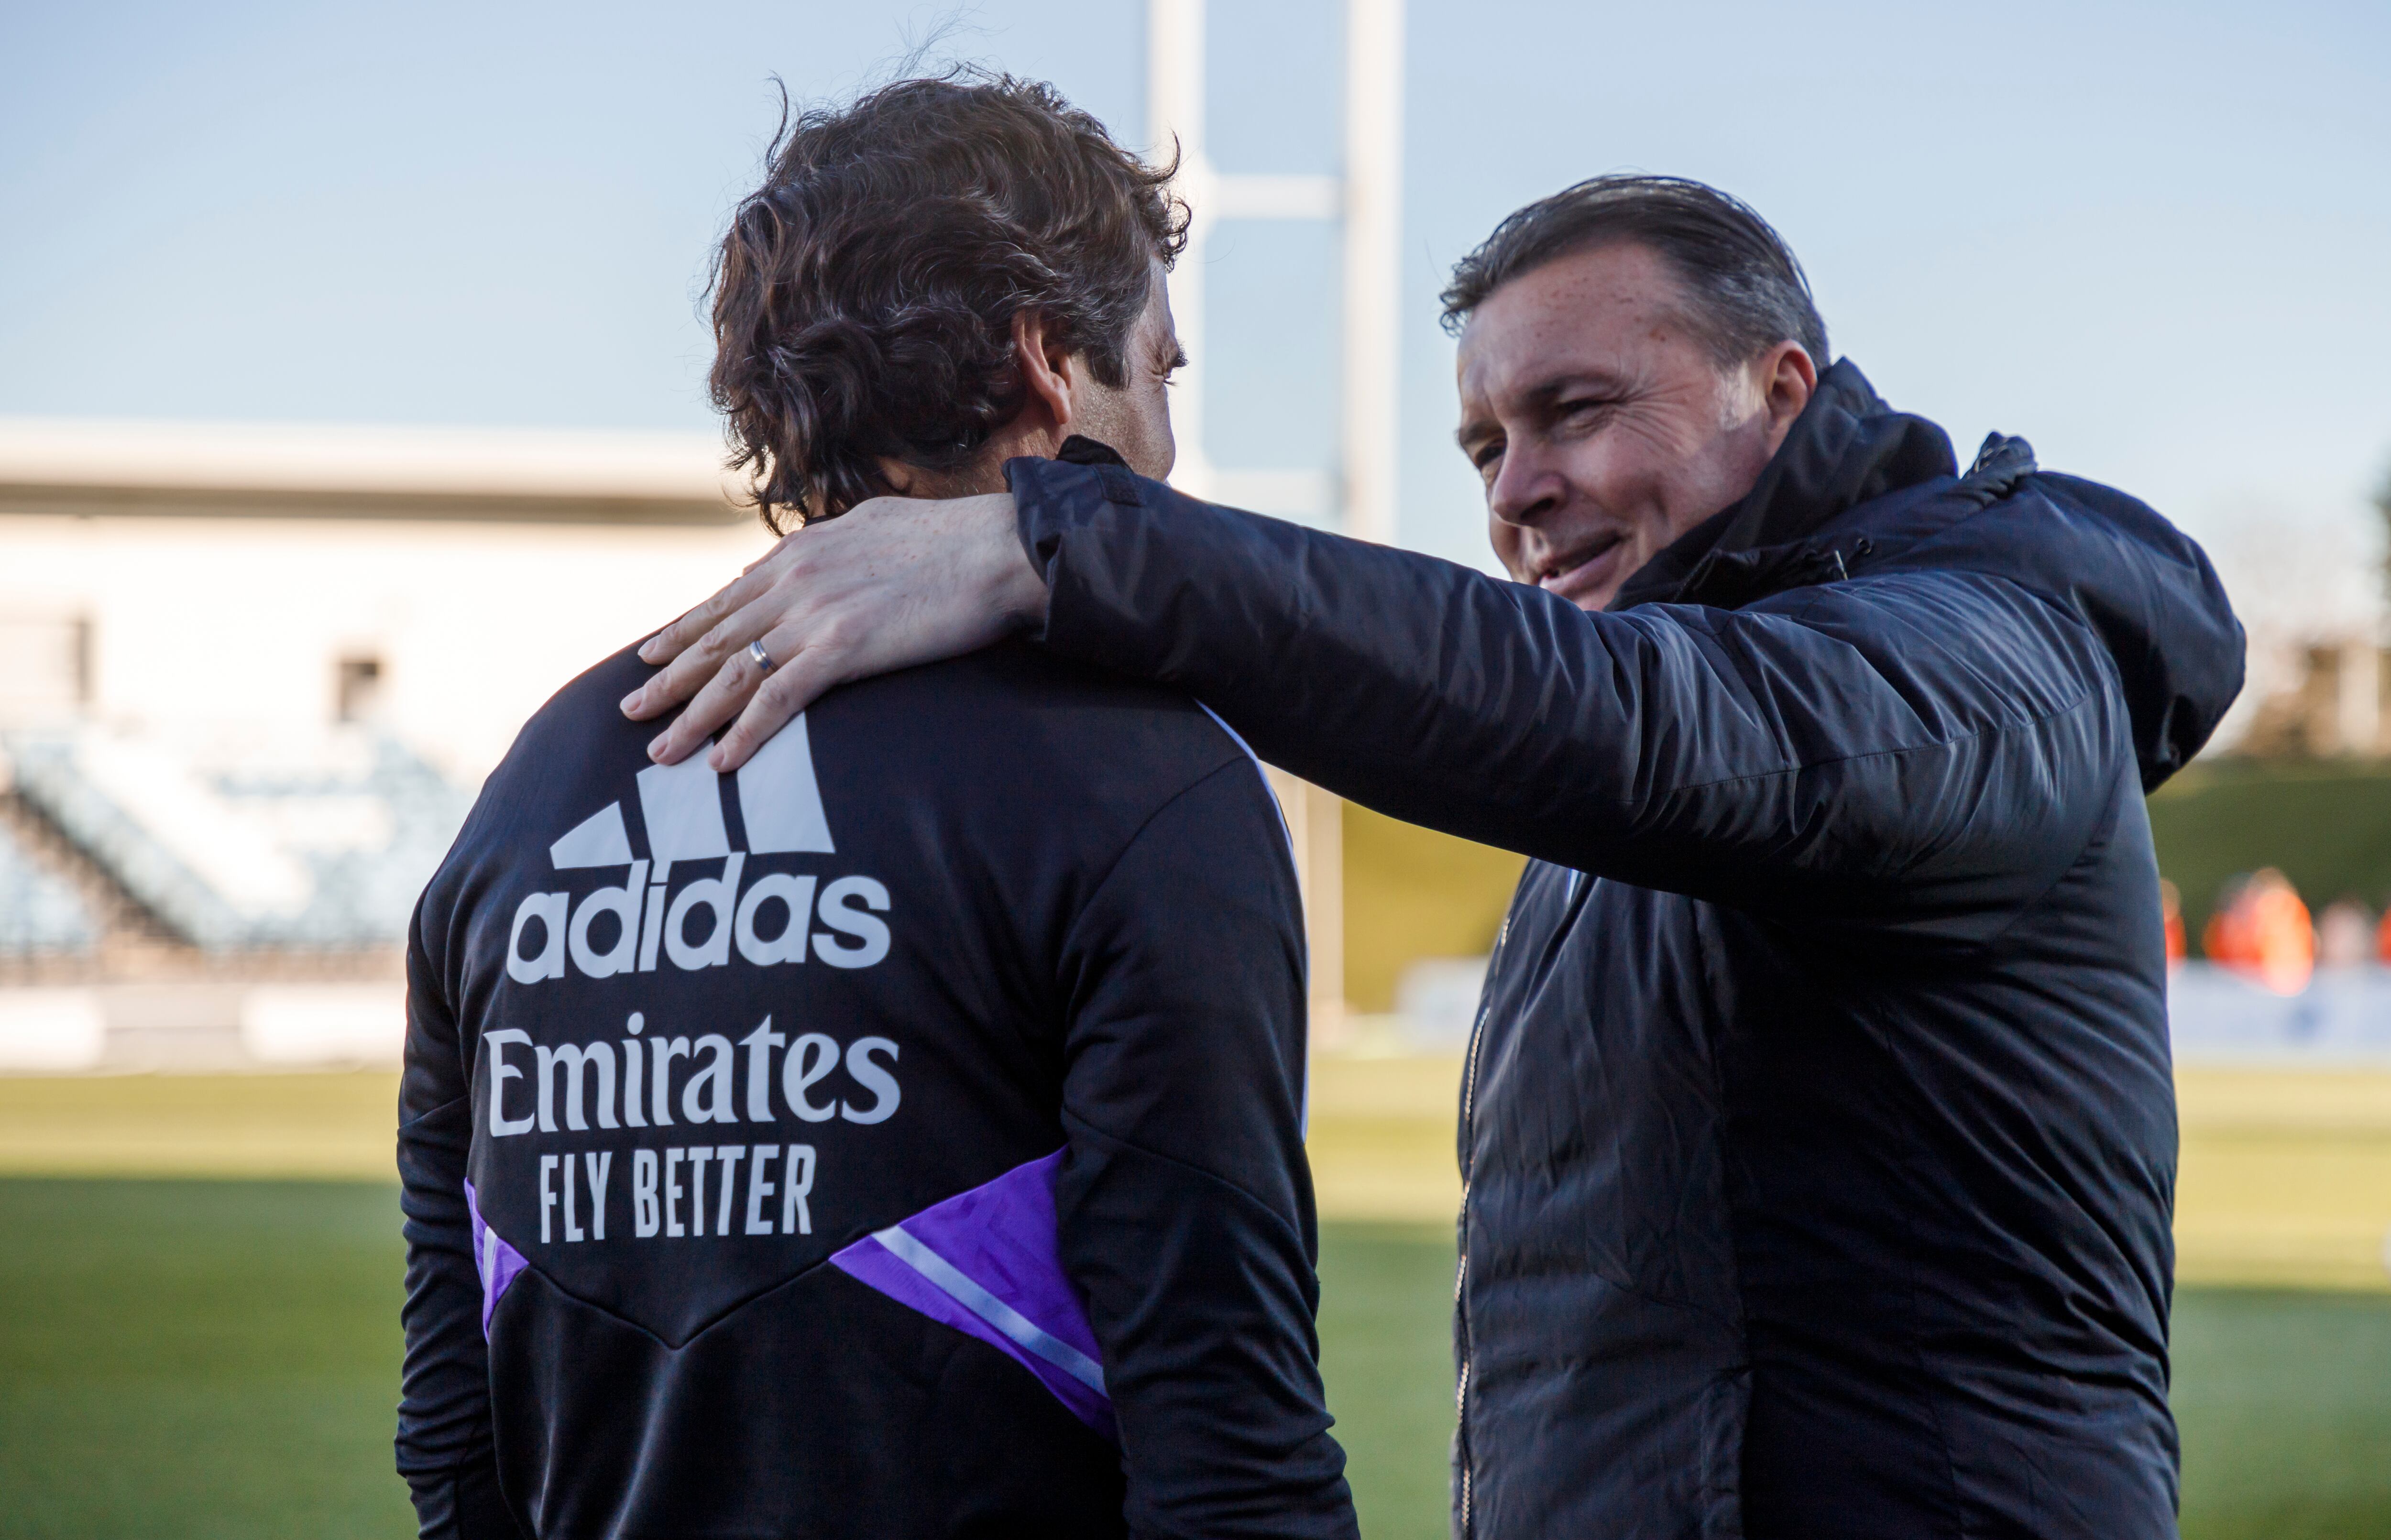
[1,1064,2388,1539]
[9,1058,2389,1289]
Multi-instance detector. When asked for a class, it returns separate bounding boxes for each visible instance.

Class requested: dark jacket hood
[1613,359,2244,791]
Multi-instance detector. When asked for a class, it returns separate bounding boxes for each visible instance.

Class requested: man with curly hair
[396,74,1357,1540]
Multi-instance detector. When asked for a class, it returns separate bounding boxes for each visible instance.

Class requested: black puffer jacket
[1005,362,2244,1539]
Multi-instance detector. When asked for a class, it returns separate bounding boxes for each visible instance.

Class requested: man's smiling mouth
[1537,530,1627,591]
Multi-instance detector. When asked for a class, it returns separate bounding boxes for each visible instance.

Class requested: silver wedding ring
[747,639,777,674]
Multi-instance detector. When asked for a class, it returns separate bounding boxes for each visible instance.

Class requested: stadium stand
[3,728,470,952]
[0,820,95,957]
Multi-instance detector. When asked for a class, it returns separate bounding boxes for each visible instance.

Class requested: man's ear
[1009,308,1077,442]
[1759,341,1819,452]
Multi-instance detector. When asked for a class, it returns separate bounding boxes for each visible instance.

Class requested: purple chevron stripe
[463,1178,529,1336]
[832,1148,1114,1440]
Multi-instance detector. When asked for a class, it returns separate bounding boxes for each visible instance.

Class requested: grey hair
[1439,175,1830,371]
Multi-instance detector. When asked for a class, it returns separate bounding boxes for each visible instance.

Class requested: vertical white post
[1148,0,1404,1022]
[1341,0,1404,546]
[1148,0,1216,498]
[2339,636,2380,755]
[1265,765,1348,1035]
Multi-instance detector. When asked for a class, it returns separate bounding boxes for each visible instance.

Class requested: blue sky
[5,0,2387,593]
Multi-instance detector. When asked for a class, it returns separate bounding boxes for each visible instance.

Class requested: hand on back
[620,491,1045,770]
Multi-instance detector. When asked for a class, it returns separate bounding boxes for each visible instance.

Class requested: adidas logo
[506,714,890,985]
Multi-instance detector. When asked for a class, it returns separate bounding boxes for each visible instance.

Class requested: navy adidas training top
[395,640,1357,1540]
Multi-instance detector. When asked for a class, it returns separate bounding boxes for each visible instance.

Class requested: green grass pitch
[0,1180,2385,1539]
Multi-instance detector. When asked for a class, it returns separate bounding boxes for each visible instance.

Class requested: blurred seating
[3,727,470,952]
[0,822,96,956]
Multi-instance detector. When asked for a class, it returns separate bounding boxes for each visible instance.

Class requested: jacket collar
[1609,360,1964,612]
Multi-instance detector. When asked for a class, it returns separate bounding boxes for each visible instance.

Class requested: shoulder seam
[1195,702,1295,860]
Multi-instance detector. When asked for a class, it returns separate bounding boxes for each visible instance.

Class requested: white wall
[0,513,777,784]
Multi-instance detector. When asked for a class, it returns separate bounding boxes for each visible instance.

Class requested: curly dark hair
[708,72,1188,532]
[1440,175,1829,372]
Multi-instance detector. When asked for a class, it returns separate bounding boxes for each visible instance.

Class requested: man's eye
[1469,443,1503,473]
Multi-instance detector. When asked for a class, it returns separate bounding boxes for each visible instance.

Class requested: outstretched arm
[628,458,2124,937]
[1009,458,2130,939]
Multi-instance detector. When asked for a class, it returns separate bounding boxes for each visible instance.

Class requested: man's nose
[1487,447,1565,528]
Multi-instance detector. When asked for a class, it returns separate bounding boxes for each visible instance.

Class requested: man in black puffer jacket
[628,176,2246,1539]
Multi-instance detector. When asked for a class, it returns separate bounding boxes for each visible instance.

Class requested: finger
[643,642,773,764]
[709,643,839,772]
[636,598,725,672]
[637,574,760,666]
[624,588,785,721]
[635,555,784,668]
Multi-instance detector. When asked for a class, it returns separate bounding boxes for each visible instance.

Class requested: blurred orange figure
[2159,879,2185,966]
[2203,868,2314,995]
